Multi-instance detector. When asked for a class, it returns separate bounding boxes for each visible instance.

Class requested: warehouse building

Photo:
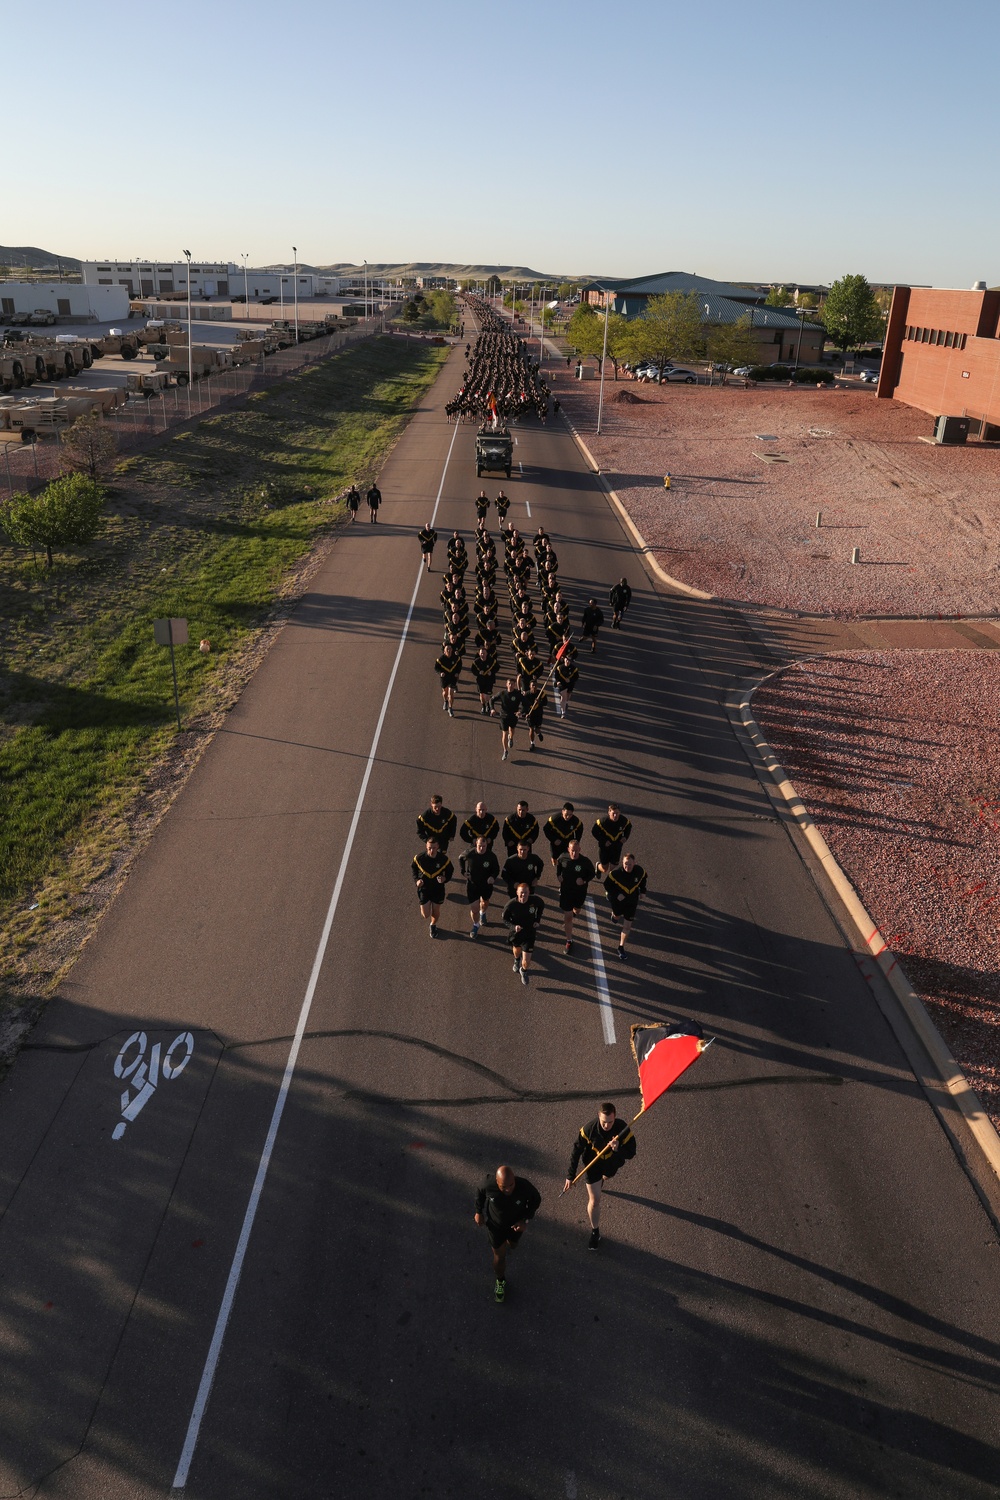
[878,282,1000,438]
[0,281,129,322]
[80,261,341,300]
[582,271,824,364]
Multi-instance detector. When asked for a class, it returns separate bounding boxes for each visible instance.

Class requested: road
[0,332,998,1499]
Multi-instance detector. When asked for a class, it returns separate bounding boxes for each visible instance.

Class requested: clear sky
[7,0,998,287]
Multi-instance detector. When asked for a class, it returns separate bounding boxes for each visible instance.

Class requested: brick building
[878,283,1000,439]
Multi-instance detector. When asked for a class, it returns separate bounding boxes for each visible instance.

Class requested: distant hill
[0,245,80,272]
[312,262,570,281]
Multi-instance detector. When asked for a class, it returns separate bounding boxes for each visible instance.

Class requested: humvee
[476,426,513,478]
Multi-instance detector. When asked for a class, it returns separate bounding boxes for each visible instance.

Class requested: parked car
[662,366,698,383]
[732,366,752,377]
[859,368,879,383]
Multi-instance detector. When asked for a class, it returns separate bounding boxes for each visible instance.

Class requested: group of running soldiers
[444,298,551,423]
[411,792,648,979]
[422,497,590,753]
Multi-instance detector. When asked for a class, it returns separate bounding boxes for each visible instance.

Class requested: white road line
[584,897,616,1045]
[525,501,531,517]
[171,417,462,1491]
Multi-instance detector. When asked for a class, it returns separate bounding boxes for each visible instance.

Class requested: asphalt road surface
[0,336,998,1500]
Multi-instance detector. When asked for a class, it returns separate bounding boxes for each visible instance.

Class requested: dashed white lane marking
[525,499,531,517]
[584,897,616,1045]
[171,417,462,1490]
[565,1471,578,1498]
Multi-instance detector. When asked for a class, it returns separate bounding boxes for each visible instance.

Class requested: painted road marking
[584,897,616,1045]
[171,417,463,1491]
[112,1029,194,1140]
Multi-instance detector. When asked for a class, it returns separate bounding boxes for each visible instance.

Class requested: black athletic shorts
[467,880,493,904]
[486,1222,523,1250]
[558,890,585,913]
[417,880,445,906]
[506,927,536,952]
[475,674,496,694]
[611,897,639,921]
[499,716,518,732]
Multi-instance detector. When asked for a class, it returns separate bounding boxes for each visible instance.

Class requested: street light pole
[242,253,249,319]
[364,260,368,323]
[293,246,299,344]
[794,308,807,370]
[597,287,612,436]
[183,249,193,403]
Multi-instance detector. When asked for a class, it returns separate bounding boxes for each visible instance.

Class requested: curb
[737,673,1000,1185]
[560,417,715,600]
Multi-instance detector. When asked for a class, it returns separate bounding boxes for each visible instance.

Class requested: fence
[0,319,383,496]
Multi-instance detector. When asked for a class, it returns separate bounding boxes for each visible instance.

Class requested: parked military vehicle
[96,329,142,359]
[0,348,47,391]
[125,369,174,398]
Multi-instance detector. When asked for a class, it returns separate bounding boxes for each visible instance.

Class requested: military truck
[125,369,174,398]
[475,425,513,478]
[96,329,142,360]
[0,348,47,391]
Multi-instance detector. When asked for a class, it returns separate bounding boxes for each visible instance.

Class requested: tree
[706,315,760,380]
[63,411,118,481]
[797,292,819,310]
[0,472,105,568]
[822,274,884,352]
[567,304,605,366]
[619,291,706,371]
[765,285,791,307]
[401,299,421,323]
[556,281,580,301]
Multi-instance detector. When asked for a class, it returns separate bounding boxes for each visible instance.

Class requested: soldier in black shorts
[554,650,579,719]
[495,491,511,523]
[581,599,604,653]
[543,802,584,870]
[555,838,596,953]
[603,851,648,960]
[475,490,490,522]
[466,834,500,937]
[472,646,497,714]
[592,802,633,876]
[435,643,461,716]
[411,837,453,937]
[502,882,546,986]
[416,793,456,851]
[474,1164,542,1303]
[447,531,468,577]
[496,677,523,762]
[525,678,547,752]
[609,577,632,629]
[501,841,544,897]
[419,523,437,571]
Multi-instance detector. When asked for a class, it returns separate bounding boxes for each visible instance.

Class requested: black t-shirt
[466,849,500,887]
[497,689,523,720]
[556,853,596,894]
[501,852,544,893]
[475,1174,541,1231]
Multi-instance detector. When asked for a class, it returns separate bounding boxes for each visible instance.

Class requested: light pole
[183,249,193,400]
[293,246,299,344]
[241,252,249,319]
[794,307,807,370]
[597,287,613,435]
[364,260,369,323]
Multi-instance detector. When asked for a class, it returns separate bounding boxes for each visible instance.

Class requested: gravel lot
[753,650,1000,1127]
[556,378,1000,618]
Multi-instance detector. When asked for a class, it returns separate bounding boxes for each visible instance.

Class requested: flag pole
[563,1036,715,1192]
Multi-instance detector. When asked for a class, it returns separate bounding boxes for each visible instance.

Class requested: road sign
[153,617,188,728]
[153,617,188,646]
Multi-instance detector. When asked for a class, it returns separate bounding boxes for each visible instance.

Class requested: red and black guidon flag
[630,1021,712,1113]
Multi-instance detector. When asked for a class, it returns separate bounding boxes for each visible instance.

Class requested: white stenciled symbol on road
[112,1029,195,1140]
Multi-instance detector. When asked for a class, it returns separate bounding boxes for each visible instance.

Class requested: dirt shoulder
[752,649,1000,1128]
[555,377,1000,618]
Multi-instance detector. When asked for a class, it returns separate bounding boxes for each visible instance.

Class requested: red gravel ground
[555,376,1000,618]
[753,650,1000,1127]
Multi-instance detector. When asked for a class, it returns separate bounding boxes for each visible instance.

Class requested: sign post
[153,617,188,730]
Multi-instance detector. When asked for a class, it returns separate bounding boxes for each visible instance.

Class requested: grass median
[0,334,448,1004]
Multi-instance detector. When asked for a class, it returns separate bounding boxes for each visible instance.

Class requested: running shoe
[429,923,438,938]
[564,941,573,955]
[479,911,487,926]
[448,707,454,718]
[519,969,529,987]
[589,1228,601,1250]
[470,923,480,938]
[528,742,534,752]
[501,749,508,761]
[617,947,627,962]
[494,1278,506,1303]
[512,959,520,973]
